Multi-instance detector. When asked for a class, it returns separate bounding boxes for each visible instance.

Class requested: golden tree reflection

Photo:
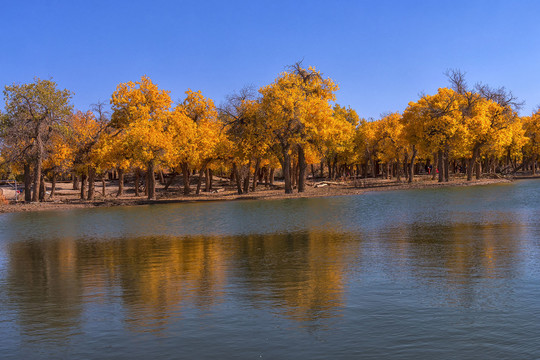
[7,238,83,343]
[233,231,357,324]
[6,230,357,339]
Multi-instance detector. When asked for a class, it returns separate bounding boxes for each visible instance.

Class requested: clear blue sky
[1,0,539,118]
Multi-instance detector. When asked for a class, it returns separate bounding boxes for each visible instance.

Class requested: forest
[1,64,539,202]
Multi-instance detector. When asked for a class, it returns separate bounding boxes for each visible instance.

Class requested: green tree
[2,78,73,201]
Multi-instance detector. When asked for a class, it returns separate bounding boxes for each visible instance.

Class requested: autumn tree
[376,113,407,181]
[164,90,221,195]
[111,76,172,199]
[446,69,525,179]
[259,63,338,193]
[220,86,277,194]
[2,78,73,201]
[62,108,110,200]
[402,88,463,182]
[354,119,379,178]
[318,104,357,179]
[523,110,540,174]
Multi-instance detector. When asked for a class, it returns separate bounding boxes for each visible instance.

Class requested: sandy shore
[0,176,516,214]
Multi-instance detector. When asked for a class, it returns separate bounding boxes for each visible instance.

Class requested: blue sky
[1,0,539,118]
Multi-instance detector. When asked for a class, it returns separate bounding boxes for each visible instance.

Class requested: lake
[1,180,539,359]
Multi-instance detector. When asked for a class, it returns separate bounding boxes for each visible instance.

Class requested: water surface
[1,180,539,359]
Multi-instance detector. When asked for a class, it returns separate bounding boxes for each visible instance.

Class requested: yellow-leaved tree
[523,110,540,174]
[220,86,279,194]
[259,63,338,193]
[317,104,357,180]
[165,90,221,195]
[402,88,463,182]
[111,76,172,199]
[376,113,407,181]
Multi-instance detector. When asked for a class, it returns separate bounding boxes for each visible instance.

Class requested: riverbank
[0,176,516,214]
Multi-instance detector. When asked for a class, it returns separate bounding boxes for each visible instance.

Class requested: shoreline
[0,177,516,215]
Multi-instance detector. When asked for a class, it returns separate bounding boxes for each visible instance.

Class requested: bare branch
[445,69,468,94]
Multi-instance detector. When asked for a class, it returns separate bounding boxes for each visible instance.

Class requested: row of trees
[1,65,539,202]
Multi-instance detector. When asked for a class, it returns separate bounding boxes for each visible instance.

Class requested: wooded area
[1,66,538,202]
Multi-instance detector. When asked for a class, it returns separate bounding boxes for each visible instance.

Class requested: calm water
[1,180,540,359]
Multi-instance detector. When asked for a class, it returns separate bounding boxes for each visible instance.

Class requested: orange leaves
[165,89,223,170]
[523,110,540,158]
[109,76,225,175]
[400,86,525,162]
[375,113,405,163]
[111,75,172,130]
[402,87,463,155]
[259,64,338,149]
[110,76,172,166]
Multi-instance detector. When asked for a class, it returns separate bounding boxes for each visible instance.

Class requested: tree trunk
[263,167,269,187]
[475,159,482,180]
[117,168,124,197]
[403,154,409,180]
[438,149,444,183]
[181,162,191,195]
[269,168,275,186]
[327,159,332,179]
[50,173,57,199]
[101,175,106,198]
[230,168,235,185]
[147,160,155,200]
[205,168,211,192]
[252,158,261,192]
[432,152,438,180]
[196,163,208,195]
[444,148,450,182]
[39,174,45,201]
[243,160,251,194]
[163,171,176,191]
[87,167,96,200]
[282,147,293,194]
[24,163,32,202]
[409,146,417,183]
[232,162,243,194]
[144,171,148,196]
[134,169,140,197]
[72,173,80,190]
[298,145,307,192]
[32,135,43,202]
[159,170,165,185]
[291,160,297,188]
[80,173,87,200]
[208,169,213,191]
[467,147,479,181]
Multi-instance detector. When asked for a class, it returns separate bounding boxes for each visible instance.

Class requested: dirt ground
[0,175,513,214]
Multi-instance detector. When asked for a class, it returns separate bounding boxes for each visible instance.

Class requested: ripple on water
[0,180,539,359]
